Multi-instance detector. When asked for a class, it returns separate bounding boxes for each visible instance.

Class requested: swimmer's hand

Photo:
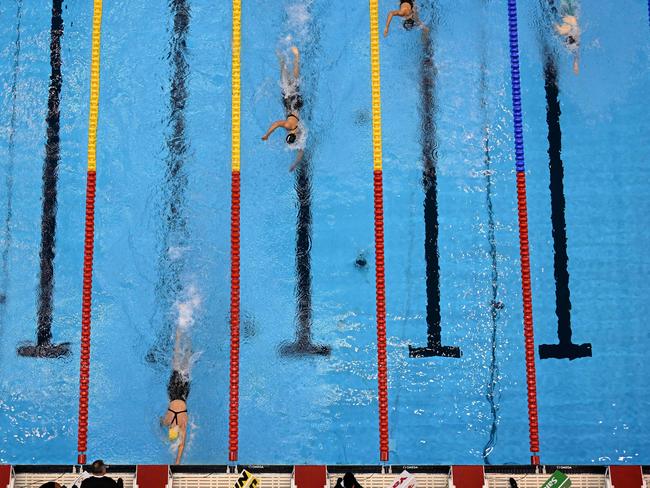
[262,134,269,141]
[383,27,389,37]
[289,149,304,172]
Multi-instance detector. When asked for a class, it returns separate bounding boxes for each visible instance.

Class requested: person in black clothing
[334,473,363,488]
[79,460,123,488]
[38,482,66,488]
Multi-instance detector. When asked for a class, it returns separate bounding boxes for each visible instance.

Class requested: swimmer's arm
[572,52,579,75]
[289,149,304,172]
[175,426,187,464]
[262,121,288,141]
[384,10,401,37]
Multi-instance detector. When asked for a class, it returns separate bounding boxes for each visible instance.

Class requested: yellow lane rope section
[369,0,383,171]
[87,0,102,172]
[232,0,241,172]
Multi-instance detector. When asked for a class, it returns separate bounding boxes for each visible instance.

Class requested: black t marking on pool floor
[18,0,70,358]
[538,52,591,360]
[280,150,330,357]
[409,28,461,359]
[147,0,191,366]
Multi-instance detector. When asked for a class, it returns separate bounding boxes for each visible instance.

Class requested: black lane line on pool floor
[538,50,591,360]
[537,0,591,360]
[279,7,330,357]
[280,149,330,356]
[409,24,461,359]
[147,0,191,366]
[18,0,71,359]
[1,0,23,323]
[478,23,502,464]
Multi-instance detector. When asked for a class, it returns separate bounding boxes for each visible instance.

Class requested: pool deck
[2,465,650,488]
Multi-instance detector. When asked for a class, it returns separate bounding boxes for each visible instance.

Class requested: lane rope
[228,0,242,464]
[369,0,389,463]
[506,0,541,465]
[77,0,103,465]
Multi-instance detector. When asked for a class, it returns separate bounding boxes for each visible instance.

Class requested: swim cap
[403,18,415,30]
[169,426,179,442]
[286,133,297,144]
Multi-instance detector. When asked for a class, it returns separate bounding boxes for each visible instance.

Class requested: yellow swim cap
[168,427,179,442]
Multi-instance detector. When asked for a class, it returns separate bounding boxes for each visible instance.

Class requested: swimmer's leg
[278,52,290,86]
[291,46,300,79]
[172,326,192,372]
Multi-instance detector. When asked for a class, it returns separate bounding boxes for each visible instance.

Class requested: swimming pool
[0,0,649,465]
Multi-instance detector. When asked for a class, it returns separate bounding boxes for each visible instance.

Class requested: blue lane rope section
[507,0,526,172]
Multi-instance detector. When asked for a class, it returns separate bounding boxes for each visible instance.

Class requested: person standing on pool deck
[78,461,123,488]
[384,0,423,36]
[261,46,305,172]
[554,0,581,74]
[161,322,192,464]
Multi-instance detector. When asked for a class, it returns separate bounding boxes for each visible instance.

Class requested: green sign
[539,471,571,488]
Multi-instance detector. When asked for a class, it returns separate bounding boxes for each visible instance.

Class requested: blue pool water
[0,0,649,465]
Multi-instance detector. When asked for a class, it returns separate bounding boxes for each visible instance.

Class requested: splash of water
[284,1,312,42]
[172,285,202,375]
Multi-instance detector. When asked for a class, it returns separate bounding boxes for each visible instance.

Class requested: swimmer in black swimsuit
[384,0,424,36]
[261,46,305,172]
[161,310,194,464]
[162,369,189,464]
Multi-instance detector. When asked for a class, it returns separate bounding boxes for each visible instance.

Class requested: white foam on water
[284,1,312,43]
[172,284,202,376]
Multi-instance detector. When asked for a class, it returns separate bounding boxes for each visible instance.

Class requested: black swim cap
[403,18,415,30]
[567,35,576,45]
[286,133,297,144]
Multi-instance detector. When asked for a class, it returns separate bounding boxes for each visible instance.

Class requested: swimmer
[261,46,305,172]
[554,0,580,74]
[383,0,424,37]
[161,325,191,464]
